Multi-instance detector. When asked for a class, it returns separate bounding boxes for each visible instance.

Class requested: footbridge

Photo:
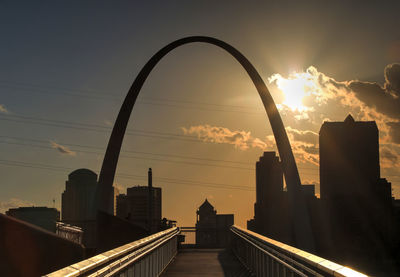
[45,226,367,277]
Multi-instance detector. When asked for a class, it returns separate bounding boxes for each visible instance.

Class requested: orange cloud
[50,141,76,156]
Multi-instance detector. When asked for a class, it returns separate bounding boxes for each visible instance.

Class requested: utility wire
[0,140,254,171]
[0,135,249,164]
[0,79,262,110]
[0,159,254,191]
[0,82,265,115]
[0,135,320,172]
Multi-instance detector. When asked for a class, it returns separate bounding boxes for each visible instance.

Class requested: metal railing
[231,225,368,277]
[45,227,180,277]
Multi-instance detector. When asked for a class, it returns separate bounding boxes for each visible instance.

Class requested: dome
[68,168,98,183]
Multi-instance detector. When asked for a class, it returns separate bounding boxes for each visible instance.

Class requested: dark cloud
[348,63,400,119]
[384,63,400,95]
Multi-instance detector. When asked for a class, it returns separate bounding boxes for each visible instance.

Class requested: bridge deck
[161,249,252,277]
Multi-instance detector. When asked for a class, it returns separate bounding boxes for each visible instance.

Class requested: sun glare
[269,70,319,112]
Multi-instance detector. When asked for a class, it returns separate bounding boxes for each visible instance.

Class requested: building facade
[117,186,162,232]
[61,168,98,248]
[247,152,292,243]
[195,199,234,248]
[319,115,393,261]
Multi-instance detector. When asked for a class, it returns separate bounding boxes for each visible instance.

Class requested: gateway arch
[96,36,315,250]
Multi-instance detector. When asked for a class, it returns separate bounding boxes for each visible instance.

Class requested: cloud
[286,126,318,145]
[181,124,320,165]
[181,124,267,150]
[50,141,76,156]
[387,122,400,144]
[380,146,399,168]
[270,64,400,146]
[182,64,400,171]
[290,141,319,166]
[269,65,400,122]
[104,120,113,126]
[0,198,34,213]
[0,104,9,114]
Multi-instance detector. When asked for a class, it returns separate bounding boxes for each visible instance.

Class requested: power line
[0,135,250,165]
[0,79,262,110]
[0,81,265,115]
[0,135,321,173]
[0,115,204,144]
[0,158,255,191]
[0,113,199,139]
[0,135,249,164]
[0,114,320,169]
[0,140,254,171]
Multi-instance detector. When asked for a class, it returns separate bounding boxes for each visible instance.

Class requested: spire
[344,114,355,124]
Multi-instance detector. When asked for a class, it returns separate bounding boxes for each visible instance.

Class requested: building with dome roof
[62,169,98,248]
[61,168,118,249]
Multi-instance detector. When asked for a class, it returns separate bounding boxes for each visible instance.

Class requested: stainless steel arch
[96,36,314,250]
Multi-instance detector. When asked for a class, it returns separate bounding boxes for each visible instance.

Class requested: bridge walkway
[161,249,252,277]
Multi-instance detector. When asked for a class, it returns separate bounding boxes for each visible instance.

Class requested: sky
[1,1,400,228]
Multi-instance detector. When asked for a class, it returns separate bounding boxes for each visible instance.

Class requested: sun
[269,70,318,112]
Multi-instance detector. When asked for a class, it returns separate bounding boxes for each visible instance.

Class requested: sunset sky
[1,1,400,228]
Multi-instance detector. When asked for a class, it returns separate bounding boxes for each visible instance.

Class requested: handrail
[45,227,179,277]
[231,225,368,277]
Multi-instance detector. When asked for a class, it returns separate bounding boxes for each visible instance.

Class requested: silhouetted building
[6,206,60,233]
[116,170,162,233]
[61,169,98,248]
[301,184,316,199]
[247,152,291,243]
[319,115,393,266]
[195,199,234,248]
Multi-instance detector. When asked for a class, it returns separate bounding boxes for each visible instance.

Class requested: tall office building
[247,152,291,243]
[319,115,392,260]
[320,115,381,200]
[116,169,161,233]
[61,168,98,248]
[6,206,60,233]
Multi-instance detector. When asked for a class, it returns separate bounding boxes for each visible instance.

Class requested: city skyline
[1,1,400,230]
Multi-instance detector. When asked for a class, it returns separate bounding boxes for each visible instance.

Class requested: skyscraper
[61,169,98,248]
[319,115,392,261]
[247,152,290,243]
[320,115,381,200]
